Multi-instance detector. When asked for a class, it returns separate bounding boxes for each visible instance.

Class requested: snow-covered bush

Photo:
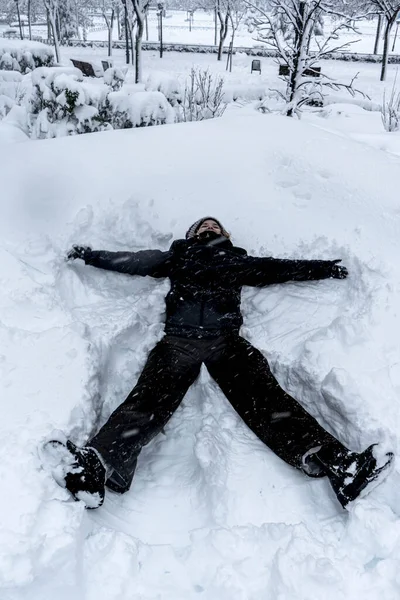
[99,90,175,129]
[0,40,54,74]
[382,79,400,132]
[28,67,109,138]
[145,72,182,106]
[104,67,127,92]
[0,94,14,119]
[27,67,175,138]
[178,68,227,122]
[223,83,267,103]
[0,70,23,99]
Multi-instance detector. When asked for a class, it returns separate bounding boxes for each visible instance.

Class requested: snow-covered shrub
[145,72,182,106]
[104,67,127,92]
[178,68,226,122]
[27,67,175,138]
[99,90,175,129]
[223,83,267,103]
[0,94,14,119]
[28,67,109,138]
[382,79,400,132]
[0,70,23,99]
[0,52,19,71]
[0,40,54,74]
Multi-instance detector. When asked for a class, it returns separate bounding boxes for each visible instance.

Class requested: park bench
[278,64,321,78]
[251,59,261,74]
[101,59,113,71]
[70,59,103,78]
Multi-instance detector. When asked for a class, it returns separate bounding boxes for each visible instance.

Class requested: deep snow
[1,104,400,599]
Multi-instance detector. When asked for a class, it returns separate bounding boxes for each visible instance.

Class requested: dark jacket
[84,235,340,338]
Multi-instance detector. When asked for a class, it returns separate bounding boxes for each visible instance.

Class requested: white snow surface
[1,109,400,600]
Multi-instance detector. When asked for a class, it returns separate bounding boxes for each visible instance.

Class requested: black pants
[89,335,345,493]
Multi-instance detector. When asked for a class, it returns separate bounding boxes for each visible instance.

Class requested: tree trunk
[123,0,130,64]
[392,22,399,51]
[75,0,80,39]
[287,1,306,117]
[381,17,394,81]
[217,10,229,61]
[28,0,32,40]
[47,9,51,42]
[130,24,135,65]
[145,12,149,40]
[135,16,144,82]
[374,14,383,54]
[15,0,24,40]
[49,13,60,62]
[226,31,234,71]
[56,8,61,45]
[214,2,218,45]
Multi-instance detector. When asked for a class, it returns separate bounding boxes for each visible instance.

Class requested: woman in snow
[48,217,393,509]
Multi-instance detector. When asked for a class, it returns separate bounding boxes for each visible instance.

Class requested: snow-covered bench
[70,59,103,78]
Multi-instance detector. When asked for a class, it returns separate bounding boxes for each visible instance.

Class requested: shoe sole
[41,440,105,509]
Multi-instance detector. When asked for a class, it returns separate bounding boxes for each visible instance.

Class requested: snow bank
[1,112,400,599]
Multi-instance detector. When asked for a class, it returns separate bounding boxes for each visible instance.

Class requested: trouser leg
[205,336,346,474]
[89,337,202,493]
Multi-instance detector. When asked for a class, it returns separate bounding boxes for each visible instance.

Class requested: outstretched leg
[205,335,346,472]
[89,336,202,493]
[205,336,393,507]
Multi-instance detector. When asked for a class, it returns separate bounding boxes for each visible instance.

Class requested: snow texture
[1,80,400,600]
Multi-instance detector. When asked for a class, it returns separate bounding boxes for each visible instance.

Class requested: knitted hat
[185,217,230,239]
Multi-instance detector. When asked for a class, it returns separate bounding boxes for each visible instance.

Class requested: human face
[196,219,222,236]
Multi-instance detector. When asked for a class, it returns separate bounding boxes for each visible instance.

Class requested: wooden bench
[70,59,103,78]
[251,59,261,74]
[278,64,321,78]
[101,59,113,71]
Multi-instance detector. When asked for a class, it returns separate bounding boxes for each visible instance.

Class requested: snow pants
[88,335,346,493]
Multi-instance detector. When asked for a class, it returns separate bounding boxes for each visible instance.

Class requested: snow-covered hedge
[145,72,182,106]
[0,94,14,119]
[28,67,107,138]
[0,69,23,100]
[0,39,54,74]
[27,67,175,138]
[100,90,175,129]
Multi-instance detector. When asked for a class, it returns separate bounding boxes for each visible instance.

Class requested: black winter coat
[84,235,341,338]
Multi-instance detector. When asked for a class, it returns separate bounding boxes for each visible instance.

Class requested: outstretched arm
[67,245,172,278]
[236,256,348,287]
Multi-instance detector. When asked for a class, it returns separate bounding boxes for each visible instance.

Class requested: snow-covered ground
[2,42,400,600]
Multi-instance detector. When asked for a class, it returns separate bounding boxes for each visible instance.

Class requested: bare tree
[247,0,370,116]
[226,0,247,71]
[216,0,230,60]
[43,0,60,62]
[101,0,118,57]
[130,0,150,82]
[374,13,384,52]
[367,0,400,80]
[14,0,24,39]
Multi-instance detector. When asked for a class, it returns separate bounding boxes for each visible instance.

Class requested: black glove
[329,259,348,279]
[67,245,92,261]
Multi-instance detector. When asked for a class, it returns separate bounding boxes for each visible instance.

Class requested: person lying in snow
[47,217,393,510]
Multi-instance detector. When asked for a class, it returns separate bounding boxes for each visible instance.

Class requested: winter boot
[313,443,394,508]
[44,440,107,509]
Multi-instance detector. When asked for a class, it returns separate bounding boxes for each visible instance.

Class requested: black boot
[44,440,106,508]
[313,443,394,508]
